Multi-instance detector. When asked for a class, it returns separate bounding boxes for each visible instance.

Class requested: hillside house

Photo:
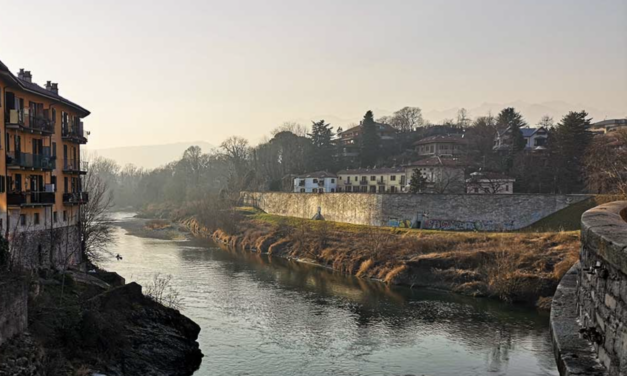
[466,172,515,194]
[493,126,548,152]
[293,171,337,193]
[337,167,406,193]
[590,119,627,134]
[336,122,396,160]
[414,134,466,157]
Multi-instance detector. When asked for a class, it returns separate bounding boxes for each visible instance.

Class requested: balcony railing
[8,191,55,207]
[360,180,368,185]
[63,192,89,205]
[63,159,88,174]
[62,121,88,144]
[6,151,54,170]
[5,109,55,134]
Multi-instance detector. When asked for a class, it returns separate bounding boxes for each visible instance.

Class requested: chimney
[17,69,32,82]
[49,83,58,95]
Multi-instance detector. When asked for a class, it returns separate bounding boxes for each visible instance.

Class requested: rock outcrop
[81,282,203,376]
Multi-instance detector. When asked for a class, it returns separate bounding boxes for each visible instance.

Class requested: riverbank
[0,268,202,376]
[168,207,577,308]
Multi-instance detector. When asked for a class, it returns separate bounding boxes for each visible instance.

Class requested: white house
[466,172,515,194]
[493,126,548,152]
[293,171,337,193]
[405,156,466,194]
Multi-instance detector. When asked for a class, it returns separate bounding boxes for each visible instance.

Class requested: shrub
[144,273,184,310]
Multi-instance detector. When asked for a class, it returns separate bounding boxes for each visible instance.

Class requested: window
[370,176,375,181]
[51,176,57,192]
[64,177,68,193]
[63,210,67,222]
[34,213,40,225]
[313,179,318,183]
[391,175,396,181]
[505,184,509,192]
[346,186,352,192]
[53,211,58,223]
[20,214,26,226]
[331,188,335,193]
[0,176,5,193]
[312,188,318,193]
[390,186,397,193]
[369,186,376,193]
[331,179,335,183]
[300,188,305,193]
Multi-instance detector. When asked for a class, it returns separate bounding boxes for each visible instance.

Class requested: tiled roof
[406,156,465,167]
[337,166,406,175]
[468,171,514,181]
[414,134,466,146]
[338,122,396,136]
[0,59,90,117]
[295,171,337,179]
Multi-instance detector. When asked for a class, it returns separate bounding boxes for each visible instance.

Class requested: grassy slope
[525,195,627,232]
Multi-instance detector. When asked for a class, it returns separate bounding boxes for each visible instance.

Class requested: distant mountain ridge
[88,141,214,169]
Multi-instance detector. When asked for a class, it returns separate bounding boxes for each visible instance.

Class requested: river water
[101,212,558,376]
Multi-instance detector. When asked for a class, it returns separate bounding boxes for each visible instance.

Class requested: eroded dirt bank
[181,209,579,308]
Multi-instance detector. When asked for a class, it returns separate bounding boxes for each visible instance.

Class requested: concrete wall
[0,278,27,346]
[551,201,627,376]
[241,192,590,231]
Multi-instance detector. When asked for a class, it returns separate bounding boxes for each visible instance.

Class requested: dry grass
[145,219,170,230]
[221,208,581,305]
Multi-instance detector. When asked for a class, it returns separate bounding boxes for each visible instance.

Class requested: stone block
[608,294,619,311]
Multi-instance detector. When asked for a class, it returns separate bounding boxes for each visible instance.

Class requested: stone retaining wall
[241,192,590,231]
[551,201,627,375]
[0,278,27,347]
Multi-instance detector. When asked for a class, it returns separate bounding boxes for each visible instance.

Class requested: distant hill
[87,141,215,169]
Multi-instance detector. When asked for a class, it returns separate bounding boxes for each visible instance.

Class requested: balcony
[359,180,368,185]
[63,159,88,175]
[7,151,54,171]
[63,192,89,206]
[5,109,55,134]
[8,191,55,207]
[62,121,88,144]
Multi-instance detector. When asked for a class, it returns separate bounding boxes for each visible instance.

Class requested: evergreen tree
[551,111,593,193]
[307,120,335,172]
[496,107,527,152]
[409,168,428,194]
[360,110,381,167]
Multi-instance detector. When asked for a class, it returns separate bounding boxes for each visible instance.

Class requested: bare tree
[432,167,465,194]
[584,130,627,194]
[456,108,471,128]
[81,157,116,264]
[389,107,424,132]
[271,122,308,137]
[537,115,554,128]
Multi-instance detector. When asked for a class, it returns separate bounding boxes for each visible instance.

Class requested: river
[101,212,558,376]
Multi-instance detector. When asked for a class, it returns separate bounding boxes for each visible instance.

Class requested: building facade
[293,171,337,193]
[337,167,406,193]
[0,60,89,269]
[414,134,466,157]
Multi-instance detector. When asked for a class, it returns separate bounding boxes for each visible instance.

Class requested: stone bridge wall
[241,192,589,231]
[552,201,627,376]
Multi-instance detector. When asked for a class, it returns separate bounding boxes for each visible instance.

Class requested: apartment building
[336,122,397,161]
[293,171,337,193]
[0,60,89,269]
[337,167,406,193]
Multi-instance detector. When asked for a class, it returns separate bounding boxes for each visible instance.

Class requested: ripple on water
[102,213,558,376]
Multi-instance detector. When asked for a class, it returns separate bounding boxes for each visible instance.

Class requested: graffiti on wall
[423,218,516,232]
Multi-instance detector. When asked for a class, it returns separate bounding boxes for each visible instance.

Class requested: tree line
[87,105,624,213]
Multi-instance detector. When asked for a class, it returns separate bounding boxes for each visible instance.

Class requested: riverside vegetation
[139,201,581,308]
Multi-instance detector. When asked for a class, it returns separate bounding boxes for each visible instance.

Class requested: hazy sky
[1,0,625,149]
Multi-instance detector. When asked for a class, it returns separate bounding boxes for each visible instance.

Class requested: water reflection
[102,213,557,376]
